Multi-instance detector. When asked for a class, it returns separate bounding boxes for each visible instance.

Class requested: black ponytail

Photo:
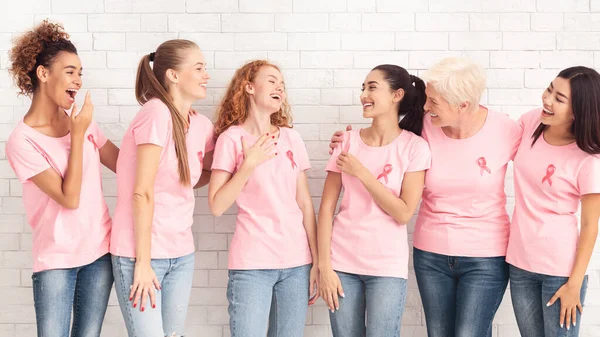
[372,65,426,136]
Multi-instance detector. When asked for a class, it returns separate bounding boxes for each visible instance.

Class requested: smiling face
[246,65,286,113]
[38,51,82,110]
[360,69,403,119]
[423,83,463,127]
[540,76,574,128]
[169,47,210,101]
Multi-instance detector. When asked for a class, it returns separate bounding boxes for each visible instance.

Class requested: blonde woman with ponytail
[110,40,215,337]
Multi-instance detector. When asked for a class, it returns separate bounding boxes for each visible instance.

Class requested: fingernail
[133,304,137,308]
[266,133,269,136]
[546,302,551,307]
[567,325,570,330]
[274,142,277,145]
[341,293,345,298]
[152,304,156,309]
[574,322,576,326]
[141,307,145,312]
[272,136,275,139]
[560,323,563,328]
[331,309,335,313]
[336,306,339,310]
[129,297,132,301]
[275,153,278,155]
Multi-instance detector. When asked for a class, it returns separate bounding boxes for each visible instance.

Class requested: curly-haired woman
[5,20,119,337]
[208,60,319,337]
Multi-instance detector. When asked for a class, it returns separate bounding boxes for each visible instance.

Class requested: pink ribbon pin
[377,164,393,184]
[542,164,556,186]
[198,151,204,164]
[88,134,98,151]
[287,150,297,169]
[477,157,491,176]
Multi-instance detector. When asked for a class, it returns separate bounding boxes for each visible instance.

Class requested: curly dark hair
[8,20,77,96]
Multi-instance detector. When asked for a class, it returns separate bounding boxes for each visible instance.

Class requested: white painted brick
[83,70,135,89]
[321,89,353,105]
[208,271,228,288]
[490,51,540,68]
[88,14,140,32]
[486,69,524,88]
[329,14,361,32]
[593,0,600,11]
[180,33,235,51]
[429,0,482,12]
[334,69,370,88]
[301,51,353,69]
[34,15,87,33]
[275,14,328,32]
[141,14,167,32]
[396,32,448,50]
[408,51,460,69]
[79,52,106,69]
[488,89,541,105]
[9,0,49,13]
[93,33,126,51]
[540,51,594,68]
[168,14,221,33]
[239,0,292,13]
[340,106,369,123]
[293,107,339,124]
[0,180,8,196]
[186,0,238,13]
[347,0,376,12]
[51,0,103,13]
[293,0,346,13]
[197,234,228,251]
[482,0,536,12]
[558,32,600,50]
[461,50,491,68]
[470,14,500,31]
[214,52,268,69]
[362,13,414,32]
[104,0,132,12]
[286,89,321,106]
[0,234,19,251]
[235,33,287,51]
[69,33,93,51]
[125,33,178,52]
[450,32,502,50]
[536,0,589,12]
[107,52,143,69]
[288,33,341,51]
[131,0,185,13]
[342,33,395,50]
[376,0,428,12]
[416,14,469,32]
[222,14,274,33]
[353,51,409,69]
[267,51,300,68]
[293,123,321,140]
[0,15,34,33]
[531,13,563,31]
[565,14,600,31]
[0,215,24,234]
[503,32,556,50]
[1,198,25,215]
[525,69,559,88]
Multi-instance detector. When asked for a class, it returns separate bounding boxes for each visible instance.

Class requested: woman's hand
[547,281,583,330]
[328,125,352,154]
[336,152,367,178]
[308,265,319,305]
[129,262,161,312]
[319,267,345,313]
[240,133,277,170]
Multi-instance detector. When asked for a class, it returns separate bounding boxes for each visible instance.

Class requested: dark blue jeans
[509,264,588,337]
[32,253,113,337]
[413,248,509,337]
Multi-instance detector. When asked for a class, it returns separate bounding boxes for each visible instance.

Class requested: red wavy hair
[214,60,292,137]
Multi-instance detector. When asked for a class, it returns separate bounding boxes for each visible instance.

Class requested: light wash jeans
[329,271,407,337]
[227,264,311,337]
[510,264,588,337]
[32,253,113,337]
[112,253,195,337]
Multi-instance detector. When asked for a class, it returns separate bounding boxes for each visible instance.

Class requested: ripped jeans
[112,253,195,337]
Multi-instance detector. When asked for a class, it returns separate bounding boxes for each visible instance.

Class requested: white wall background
[1,0,600,336]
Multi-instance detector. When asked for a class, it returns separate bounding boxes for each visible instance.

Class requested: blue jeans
[509,264,588,337]
[413,248,509,337]
[227,264,311,337]
[329,271,407,337]
[112,253,195,337]
[32,253,113,337]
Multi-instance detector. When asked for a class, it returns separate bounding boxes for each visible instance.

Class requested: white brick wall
[1,1,600,336]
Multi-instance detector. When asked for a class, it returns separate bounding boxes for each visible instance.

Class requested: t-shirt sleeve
[325,131,351,173]
[90,121,108,149]
[132,102,171,147]
[211,133,239,174]
[196,114,216,153]
[508,118,523,161]
[289,129,311,171]
[406,136,431,172]
[6,133,52,183]
[577,156,600,195]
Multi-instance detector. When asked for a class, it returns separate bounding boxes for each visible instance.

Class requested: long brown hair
[214,60,292,137]
[135,39,198,185]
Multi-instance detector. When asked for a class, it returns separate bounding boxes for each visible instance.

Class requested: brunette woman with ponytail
[317,65,431,337]
[110,40,215,337]
[6,20,118,337]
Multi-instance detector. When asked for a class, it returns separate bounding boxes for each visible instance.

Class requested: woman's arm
[317,172,345,312]
[296,171,319,304]
[99,140,119,173]
[194,150,213,189]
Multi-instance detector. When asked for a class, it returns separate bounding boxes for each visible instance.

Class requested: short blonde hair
[422,57,486,110]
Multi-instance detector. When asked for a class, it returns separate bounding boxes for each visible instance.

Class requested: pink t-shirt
[326,129,431,278]
[6,120,111,272]
[110,98,215,259]
[212,126,312,270]
[414,108,522,257]
[507,108,600,277]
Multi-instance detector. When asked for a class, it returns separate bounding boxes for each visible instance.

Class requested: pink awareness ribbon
[377,164,393,184]
[287,150,297,169]
[477,157,491,176]
[88,134,98,151]
[542,164,556,186]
